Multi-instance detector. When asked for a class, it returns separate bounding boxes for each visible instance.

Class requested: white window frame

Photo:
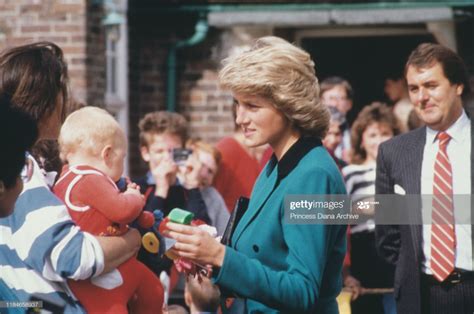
[105,8,129,175]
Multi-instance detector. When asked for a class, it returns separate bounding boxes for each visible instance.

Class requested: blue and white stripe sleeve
[2,162,104,282]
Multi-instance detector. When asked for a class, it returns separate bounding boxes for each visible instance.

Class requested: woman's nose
[235,105,248,125]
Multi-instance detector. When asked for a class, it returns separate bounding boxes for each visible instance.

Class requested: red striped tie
[430,131,456,282]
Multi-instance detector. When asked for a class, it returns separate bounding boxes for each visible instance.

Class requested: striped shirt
[342,163,376,198]
[342,163,376,234]
[0,156,104,312]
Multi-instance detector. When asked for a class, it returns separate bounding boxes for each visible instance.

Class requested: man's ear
[0,181,5,200]
[140,146,151,163]
[456,84,464,96]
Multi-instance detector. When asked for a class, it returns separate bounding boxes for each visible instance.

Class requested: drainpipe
[167,18,209,112]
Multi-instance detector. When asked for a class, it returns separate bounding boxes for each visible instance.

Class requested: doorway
[301,33,435,123]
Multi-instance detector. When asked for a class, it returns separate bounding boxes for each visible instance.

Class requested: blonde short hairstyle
[219,36,329,138]
[59,106,123,160]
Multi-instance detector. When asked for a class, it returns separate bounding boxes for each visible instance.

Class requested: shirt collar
[267,136,322,179]
[426,109,470,145]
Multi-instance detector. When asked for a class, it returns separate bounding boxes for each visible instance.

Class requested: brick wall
[127,12,236,177]
[0,0,106,110]
[85,1,106,108]
[179,33,235,144]
[128,14,168,176]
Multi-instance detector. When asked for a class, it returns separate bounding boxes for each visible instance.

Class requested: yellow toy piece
[142,232,159,254]
[164,250,179,260]
[336,289,352,314]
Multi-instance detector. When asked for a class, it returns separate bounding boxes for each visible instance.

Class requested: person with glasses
[0,42,141,312]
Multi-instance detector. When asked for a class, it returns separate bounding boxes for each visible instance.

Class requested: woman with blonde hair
[165,36,347,313]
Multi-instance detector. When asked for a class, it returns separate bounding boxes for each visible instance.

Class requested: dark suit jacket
[375,117,474,314]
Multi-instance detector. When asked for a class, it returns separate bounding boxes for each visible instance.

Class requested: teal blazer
[213,137,347,313]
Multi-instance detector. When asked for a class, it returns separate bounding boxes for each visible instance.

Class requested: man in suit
[375,43,474,314]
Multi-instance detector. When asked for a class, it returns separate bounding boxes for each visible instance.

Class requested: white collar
[426,109,470,145]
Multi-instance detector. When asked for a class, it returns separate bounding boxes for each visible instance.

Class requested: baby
[53,107,163,314]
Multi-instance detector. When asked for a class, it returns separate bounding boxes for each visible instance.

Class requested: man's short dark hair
[138,111,188,148]
[0,96,38,188]
[405,43,470,96]
[320,76,354,100]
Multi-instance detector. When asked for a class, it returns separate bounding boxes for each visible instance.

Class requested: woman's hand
[165,222,226,267]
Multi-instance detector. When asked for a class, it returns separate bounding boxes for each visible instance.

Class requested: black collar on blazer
[267,136,322,179]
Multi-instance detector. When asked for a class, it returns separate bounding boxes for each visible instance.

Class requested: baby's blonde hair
[59,106,123,161]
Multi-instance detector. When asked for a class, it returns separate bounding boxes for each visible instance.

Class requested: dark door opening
[302,34,435,123]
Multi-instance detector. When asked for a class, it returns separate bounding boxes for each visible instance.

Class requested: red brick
[189,113,204,122]
[71,35,86,42]
[54,24,83,33]
[0,4,17,12]
[53,4,84,14]
[37,36,69,44]
[190,125,219,133]
[7,38,35,46]
[21,25,51,33]
[69,69,86,77]
[62,45,86,54]
[189,90,205,104]
[20,4,42,13]
[207,114,230,123]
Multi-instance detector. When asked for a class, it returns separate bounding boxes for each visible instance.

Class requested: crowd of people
[0,36,472,314]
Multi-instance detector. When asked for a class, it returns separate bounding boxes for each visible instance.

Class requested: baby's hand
[124,185,143,199]
[127,182,140,191]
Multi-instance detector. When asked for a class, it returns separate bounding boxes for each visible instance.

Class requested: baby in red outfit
[53,106,164,314]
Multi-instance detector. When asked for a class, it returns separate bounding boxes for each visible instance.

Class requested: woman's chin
[243,138,264,148]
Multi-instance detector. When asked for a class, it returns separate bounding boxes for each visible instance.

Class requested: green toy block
[168,208,194,225]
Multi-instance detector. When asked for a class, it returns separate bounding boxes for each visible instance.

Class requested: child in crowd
[53,106,164,314]
[134,111,210,279]
[184,276,220,314]
[322,106,347,170]
[0,98,38,218]
[186,139,230,235]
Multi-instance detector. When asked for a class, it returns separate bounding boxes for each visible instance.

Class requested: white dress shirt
[421,110,472,273]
